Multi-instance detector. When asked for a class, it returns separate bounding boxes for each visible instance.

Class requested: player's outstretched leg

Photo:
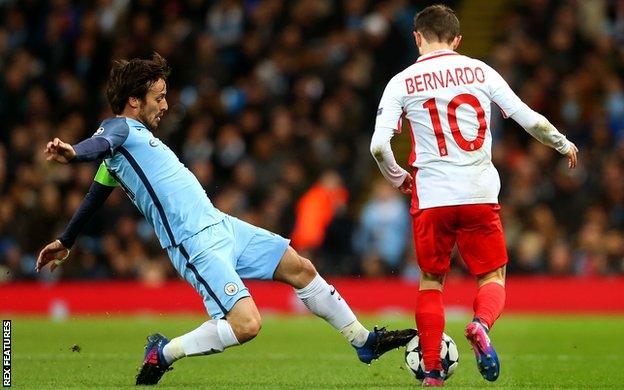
[273,246,416,364]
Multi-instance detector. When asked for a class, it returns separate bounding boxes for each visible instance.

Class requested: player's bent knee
[226,297,262,343]
[422,272,444,281]
[241,315,262,341]
[421,272,445,287]
[477,266,506,287]
[298,256,317,279]
[273,246,318,288]
[290,255,317,288]
[230,312,262,343]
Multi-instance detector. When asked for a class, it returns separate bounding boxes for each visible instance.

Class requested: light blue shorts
[167,214,290,319]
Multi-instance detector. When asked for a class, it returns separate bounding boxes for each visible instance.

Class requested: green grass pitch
[11,314,624,388]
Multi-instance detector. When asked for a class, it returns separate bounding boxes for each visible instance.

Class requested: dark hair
[413,4,460,44]
[105,52,171,114]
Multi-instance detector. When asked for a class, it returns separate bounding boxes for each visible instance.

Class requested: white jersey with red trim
[374,49,531,209]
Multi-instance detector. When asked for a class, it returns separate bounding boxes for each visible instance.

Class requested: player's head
[413,4,461,54]
[106,52,171,130]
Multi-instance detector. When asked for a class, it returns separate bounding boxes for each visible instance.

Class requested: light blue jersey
[95,117,224,248]
[92,116,289,318]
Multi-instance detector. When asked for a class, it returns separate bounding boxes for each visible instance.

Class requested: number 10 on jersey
[423,93,487,156]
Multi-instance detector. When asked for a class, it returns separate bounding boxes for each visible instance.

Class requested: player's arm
[370,75,413,194]
[36,163,118,273]
[44,120,129,164]
[44,137,111,163]
[486,65,578,168]
[510,108,578,168]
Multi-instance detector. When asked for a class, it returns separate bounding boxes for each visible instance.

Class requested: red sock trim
[415,289,444,372]
[473,282,506,329]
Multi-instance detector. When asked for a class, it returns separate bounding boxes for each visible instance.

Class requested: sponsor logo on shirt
[377,107,383,116]
[93,127,104,136]
[149,138,159,147]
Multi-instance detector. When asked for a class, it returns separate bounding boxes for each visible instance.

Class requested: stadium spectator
[0,0,623,281]
[290,170,348,253]
[353,180,410,275]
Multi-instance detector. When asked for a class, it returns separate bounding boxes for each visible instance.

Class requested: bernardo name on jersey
[404,65,486,94]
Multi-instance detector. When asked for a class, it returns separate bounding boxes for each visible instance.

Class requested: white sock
[340,320,370,347]
[295,274,369,346]
[162,319,240,364]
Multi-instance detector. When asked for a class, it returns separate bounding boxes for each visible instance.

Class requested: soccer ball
[405,332,459,380]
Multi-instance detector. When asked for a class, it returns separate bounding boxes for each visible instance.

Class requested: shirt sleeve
[370,128,409,188]
[72,137,112,162]
[375,75,404,132]
[511,108,572,154]
[58,179,115,248]
[484,64,526,119]
[484,64,572,155]
[92,118,130,153]
[371,75,409,188]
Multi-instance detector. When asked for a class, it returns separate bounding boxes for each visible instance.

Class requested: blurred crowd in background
[1,0,623,283]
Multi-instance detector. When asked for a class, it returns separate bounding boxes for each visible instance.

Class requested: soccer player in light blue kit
[36,53,416,385]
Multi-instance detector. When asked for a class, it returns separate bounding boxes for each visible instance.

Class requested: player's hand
[44,138,76,164]
[566,142,578,169]
[398,173,414,195]
[36,240,70,273]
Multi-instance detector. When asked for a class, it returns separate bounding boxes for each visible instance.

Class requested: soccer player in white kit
[370,5,578,387]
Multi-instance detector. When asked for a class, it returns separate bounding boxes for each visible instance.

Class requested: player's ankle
[424,369,443,378]
[471,317,489,330]
[341,320,369,347]
[162,338,183,365]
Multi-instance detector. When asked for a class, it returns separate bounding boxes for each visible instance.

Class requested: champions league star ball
[405,332,459,380]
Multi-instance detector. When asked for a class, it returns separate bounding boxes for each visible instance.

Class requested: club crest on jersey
[224,282,239,296]
[93,127,104,136]
[149,138,159,147]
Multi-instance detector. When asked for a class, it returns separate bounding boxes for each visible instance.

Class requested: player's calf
[158,319,241,367]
